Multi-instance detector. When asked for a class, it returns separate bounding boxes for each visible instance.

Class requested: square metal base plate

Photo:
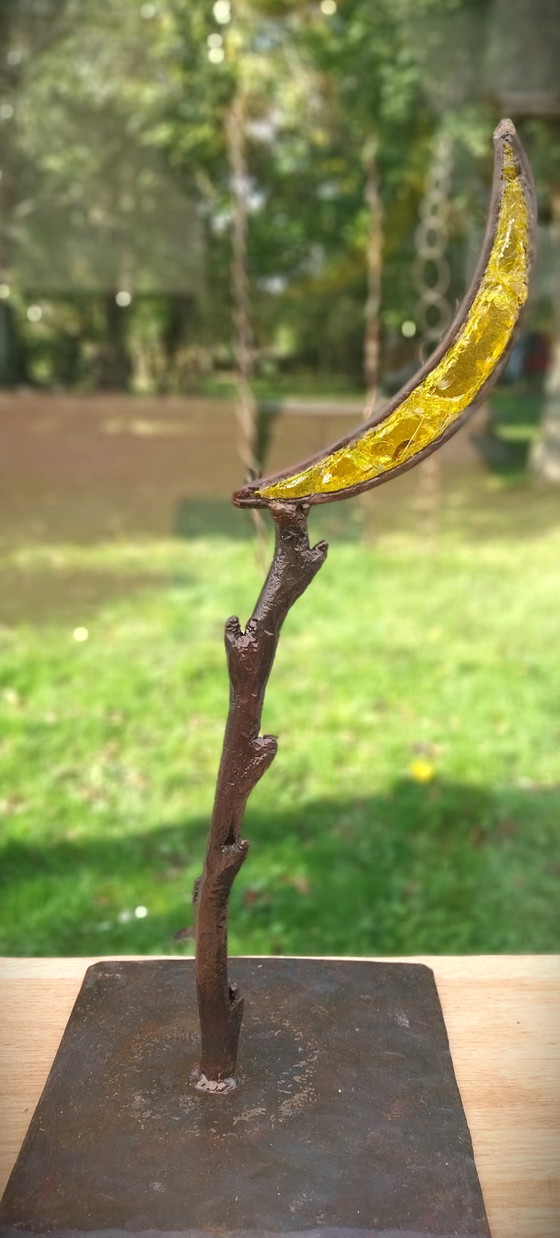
[0,958,490,1237]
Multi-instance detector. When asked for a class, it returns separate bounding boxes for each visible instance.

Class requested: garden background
[0,0,559,957]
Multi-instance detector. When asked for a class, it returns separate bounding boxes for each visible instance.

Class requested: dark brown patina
[193,502,328,1085]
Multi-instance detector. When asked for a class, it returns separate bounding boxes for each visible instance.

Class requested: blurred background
[0,0,559,958]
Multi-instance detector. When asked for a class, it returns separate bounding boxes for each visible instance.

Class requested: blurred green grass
[0,481,559,957]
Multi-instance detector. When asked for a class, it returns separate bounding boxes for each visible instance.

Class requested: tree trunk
[360,137,383,543]
[0,300,30,387]
[160,293,194,392]
[531,336,560,481]
[193,503,328,1090]
[96,293,132,390]
[227,93,258,480]
[363,136,383,414]
[531,187,560,481]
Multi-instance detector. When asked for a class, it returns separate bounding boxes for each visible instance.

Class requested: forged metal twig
[193,502,328,1087]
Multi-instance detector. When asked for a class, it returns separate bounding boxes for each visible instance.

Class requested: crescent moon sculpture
[186,120,539,1098]
[234,119,536,509]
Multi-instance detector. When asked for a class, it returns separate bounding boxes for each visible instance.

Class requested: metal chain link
[413,131,455,534]
[413,131,454,345]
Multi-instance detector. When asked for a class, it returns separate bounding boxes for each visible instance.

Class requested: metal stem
[193,503,328,1088]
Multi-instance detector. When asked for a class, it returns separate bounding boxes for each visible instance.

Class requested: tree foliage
[0,0,555,392]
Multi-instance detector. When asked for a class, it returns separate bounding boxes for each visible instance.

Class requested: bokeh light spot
[213,1,231,23]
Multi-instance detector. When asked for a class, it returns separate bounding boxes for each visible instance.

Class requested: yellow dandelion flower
[409,758,436,783]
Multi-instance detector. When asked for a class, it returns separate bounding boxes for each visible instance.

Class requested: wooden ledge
[0,955,558,1237]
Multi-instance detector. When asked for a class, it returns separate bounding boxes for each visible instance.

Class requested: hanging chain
[412,131,454,533]
[413,131,454,347]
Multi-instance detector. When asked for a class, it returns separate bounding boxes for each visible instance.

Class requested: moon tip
[232,485,265,509]
[494,117,517,142]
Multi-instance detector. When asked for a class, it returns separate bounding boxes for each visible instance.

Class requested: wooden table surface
[0,955,558,1238]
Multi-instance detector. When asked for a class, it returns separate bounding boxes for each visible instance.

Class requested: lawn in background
[0,478,559,957]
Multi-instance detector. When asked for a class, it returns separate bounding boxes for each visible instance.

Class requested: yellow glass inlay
[258,142,529,502]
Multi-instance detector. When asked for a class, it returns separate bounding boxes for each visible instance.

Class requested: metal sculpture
[235,120,535,508]
[193,118,536,1088]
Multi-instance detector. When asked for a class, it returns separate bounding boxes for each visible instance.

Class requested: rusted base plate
[0,958,490,1237]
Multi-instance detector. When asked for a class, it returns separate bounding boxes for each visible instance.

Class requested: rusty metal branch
[193,502,328,1089]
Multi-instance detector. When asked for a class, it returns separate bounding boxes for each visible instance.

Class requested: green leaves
[0,0,547,393]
